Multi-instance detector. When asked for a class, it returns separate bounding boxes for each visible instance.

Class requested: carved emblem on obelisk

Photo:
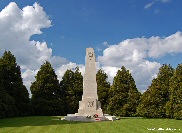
[88,52,93,57]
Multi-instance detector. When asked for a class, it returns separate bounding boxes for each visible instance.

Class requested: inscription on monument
[88,101,94,107]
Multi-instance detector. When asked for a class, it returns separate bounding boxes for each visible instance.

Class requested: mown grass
[0,116,181,133]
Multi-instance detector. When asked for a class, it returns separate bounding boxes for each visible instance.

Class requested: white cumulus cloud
[148,32,182,58]
[98,32,182,92]
[0,2,79,95]
[0,2,52,69]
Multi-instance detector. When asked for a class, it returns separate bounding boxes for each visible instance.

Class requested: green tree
[166,64,182,120]
[96,69,110,113]
[0,85,16,118]
[31,61,64,115]
[124,78,141,117]
[72,67,83,113]
[137,64,174,118]
[108,66,140,116]
[0,51,31,118]
[60,67,83,114]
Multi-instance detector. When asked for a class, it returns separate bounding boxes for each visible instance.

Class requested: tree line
[0,51,181,120]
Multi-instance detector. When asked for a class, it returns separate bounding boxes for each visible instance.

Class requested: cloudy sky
[1,0,182,94]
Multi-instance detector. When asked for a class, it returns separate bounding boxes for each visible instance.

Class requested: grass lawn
[0,116,181,133]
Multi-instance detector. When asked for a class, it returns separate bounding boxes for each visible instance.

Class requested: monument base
[77,98,103,116]
[77,108,103,117]
[64,116,108,122]
[62,114,116,122]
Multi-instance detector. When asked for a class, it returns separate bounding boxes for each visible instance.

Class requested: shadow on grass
[0,116,89,127]
[119,117,174,120]
[120,117,147,119]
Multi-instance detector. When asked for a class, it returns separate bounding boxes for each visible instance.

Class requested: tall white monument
[64,48,115,121]
[77,48,103,116]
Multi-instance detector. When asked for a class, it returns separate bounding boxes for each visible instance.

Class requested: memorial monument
[77,48,103,116]
[64,48,115,121]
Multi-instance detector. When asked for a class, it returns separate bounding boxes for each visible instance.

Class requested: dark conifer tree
[166,64,182,120]
[0,51,31,118]
[123,73,141,116]
[108,66,140,116]
[96,69,110,113]
[137,64,174,118]
[60,67,83,114]
[72,67,83,113]
[31,61,63,115]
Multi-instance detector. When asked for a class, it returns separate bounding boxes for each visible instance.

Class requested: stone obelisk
[77,48,103,116]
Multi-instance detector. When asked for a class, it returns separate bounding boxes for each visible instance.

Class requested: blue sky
[0,0,182,93]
